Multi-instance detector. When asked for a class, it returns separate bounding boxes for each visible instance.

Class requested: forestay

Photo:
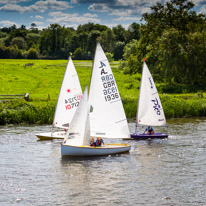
[63,87,89,146]
[53,56,82,129]
[89,42,130,139]
[137,61,166,126]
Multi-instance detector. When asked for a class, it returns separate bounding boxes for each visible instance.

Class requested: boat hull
[129,133,168,140]
[36,131,66,140]
[61,144,131,156]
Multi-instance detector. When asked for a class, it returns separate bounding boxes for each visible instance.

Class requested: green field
[0,59,140,102]
[0,59,206,125]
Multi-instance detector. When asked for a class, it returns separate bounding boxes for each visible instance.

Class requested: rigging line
[116,119,127,124]
[152,92,158,95]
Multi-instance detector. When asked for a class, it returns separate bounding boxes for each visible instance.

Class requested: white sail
[137,61,166,126]
[53,56,82,129]
[89,42,130,139]
[64,87,89,146]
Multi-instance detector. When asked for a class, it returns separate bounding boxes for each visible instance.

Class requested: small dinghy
[130,60,168,140]
[36,56,82,140]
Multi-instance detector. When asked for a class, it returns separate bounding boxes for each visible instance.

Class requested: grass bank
[0,59,205,125]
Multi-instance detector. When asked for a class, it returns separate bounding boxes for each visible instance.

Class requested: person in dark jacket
[90,137,96,146]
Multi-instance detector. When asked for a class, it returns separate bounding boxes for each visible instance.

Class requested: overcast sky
[0,0,205,30]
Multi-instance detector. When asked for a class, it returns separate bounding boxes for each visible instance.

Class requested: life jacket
[97,139,103,145]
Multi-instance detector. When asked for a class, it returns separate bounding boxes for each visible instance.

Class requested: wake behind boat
[130,60,168,140]
[36,56,82,140]
[61,42,131,156]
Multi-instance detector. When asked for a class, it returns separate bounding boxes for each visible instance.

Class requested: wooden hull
[36,131,66,140]
[61,144,131,156]
[129,133,168,140]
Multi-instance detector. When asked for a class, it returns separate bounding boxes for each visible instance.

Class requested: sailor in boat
[144,126,155,135]
[90,137,96,147]
[96,137,104,146]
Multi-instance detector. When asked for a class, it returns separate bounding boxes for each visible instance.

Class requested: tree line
[0,0,206,88]
[0,22,140,60]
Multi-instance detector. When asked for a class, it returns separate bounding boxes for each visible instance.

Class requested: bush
[73,47,84,60]
[0,46,6,59]
[105,52,114,62]
[27,48,38,59]
[0,100,55,125]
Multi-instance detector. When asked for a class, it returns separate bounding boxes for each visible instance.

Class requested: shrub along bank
[1,94,206,125]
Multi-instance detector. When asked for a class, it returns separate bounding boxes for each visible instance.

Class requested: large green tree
[39,24,73,58]
[124,0,206,86]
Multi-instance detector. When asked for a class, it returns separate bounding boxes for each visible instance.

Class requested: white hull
[61,144,131,156]
[36,131,66,140]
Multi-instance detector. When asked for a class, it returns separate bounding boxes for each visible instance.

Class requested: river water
[0,118,206,206]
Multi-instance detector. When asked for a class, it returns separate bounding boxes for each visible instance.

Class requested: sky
[0,0,206,30]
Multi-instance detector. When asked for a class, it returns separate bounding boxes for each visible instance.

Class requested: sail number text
[151,97,161,115]
[100,61,119,102]
[65,95,82,110]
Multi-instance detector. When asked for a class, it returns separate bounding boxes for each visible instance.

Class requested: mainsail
[89,42,130,139]
[137,61,167,126]
[53,56,82,129]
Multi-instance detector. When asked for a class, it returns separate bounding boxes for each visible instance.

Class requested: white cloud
[80,0,166,12]
[192,0,206,6]
[47,11,100,25]
[0,4,26,12]
[199,5,206,14]
[89,3,111,12]
[0,0,71,13]
[0,0,31,3]
[87,0,155,22]
[35,15,44,19]
[101,22,130,29]
[31,21,44,25]
[0,20,19,27]
[113,16,141,22]
[83,13,98,18]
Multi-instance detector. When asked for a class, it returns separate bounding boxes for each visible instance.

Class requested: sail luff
[135,61,145,132]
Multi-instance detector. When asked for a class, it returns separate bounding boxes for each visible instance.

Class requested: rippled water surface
[0,118,206,206]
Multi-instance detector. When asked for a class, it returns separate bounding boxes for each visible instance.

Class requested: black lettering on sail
[99,61,106,68]
[101,68,107,75]
[151,98,161,115]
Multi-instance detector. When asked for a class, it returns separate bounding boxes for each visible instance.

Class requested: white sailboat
[36,56,82,140]
[130,60,168,140]
[61,42,131,156]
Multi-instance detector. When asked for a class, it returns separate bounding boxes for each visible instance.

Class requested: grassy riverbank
[0,59,206,125]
